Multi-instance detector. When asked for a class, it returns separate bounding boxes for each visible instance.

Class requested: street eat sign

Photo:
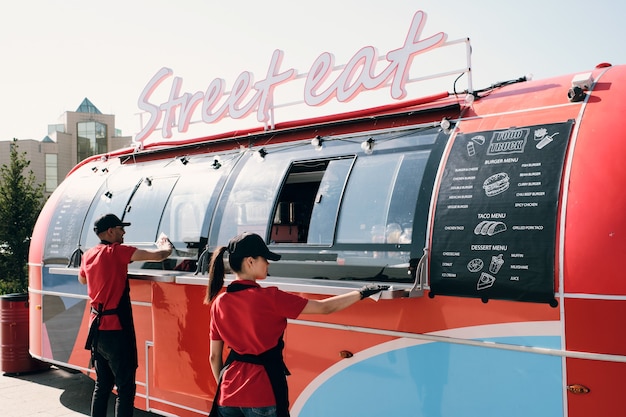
[136,10,447,142]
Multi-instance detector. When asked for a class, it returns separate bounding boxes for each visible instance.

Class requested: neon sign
[136,10,447,142]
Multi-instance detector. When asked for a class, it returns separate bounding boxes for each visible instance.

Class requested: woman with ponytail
[205,232,387,417]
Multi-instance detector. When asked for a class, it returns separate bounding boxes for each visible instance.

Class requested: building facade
[0,98,132,197]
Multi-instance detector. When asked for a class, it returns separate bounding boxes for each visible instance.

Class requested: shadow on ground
[6,366,158,416]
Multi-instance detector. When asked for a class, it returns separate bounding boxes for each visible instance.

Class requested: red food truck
[27,11,626,417]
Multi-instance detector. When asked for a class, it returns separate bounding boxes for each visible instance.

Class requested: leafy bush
[0,140,44,295]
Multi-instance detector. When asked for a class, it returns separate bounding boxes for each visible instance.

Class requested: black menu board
[44,174,106,262]
[430,121,573,305]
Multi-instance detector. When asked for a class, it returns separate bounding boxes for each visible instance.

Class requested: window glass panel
[43,169,108,262]
[95,122,107,154]
[81,169,144,249]
[337,150,430,244]
[95,122,106,138]
[77,137,91,162]
[160,157,228,251]
[122,175,179,244]
[214,153,288,245]
[386,150,430,243]
[45,153,58,192]
[307,159,353,244]
[77,121,107,161]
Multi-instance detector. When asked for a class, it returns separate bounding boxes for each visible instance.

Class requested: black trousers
[91,330,137,417]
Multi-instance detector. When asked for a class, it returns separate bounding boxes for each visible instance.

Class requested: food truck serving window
[268,129,439,249]
[269,157,354,245]
[258,126,446,283]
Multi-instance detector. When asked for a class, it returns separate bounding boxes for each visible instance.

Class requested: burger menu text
[429,121,573,305]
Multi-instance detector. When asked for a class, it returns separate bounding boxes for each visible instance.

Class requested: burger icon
[483,172,510,197]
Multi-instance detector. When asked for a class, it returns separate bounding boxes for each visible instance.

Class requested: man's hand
[156,233,173,251]
[359,284,389,299]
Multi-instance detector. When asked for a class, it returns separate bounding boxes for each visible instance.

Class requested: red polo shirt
[79,242,137,330]
[209,280,308,407]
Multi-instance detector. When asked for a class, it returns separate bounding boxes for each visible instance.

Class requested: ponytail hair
[205,246,228,304]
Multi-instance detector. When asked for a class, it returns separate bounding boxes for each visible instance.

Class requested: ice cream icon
[489,254,504,274]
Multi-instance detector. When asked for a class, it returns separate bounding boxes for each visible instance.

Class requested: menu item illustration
[477,272,496,290]
[467,141,476,156]
[534,128,548,139]
[473,220,507,236]
[467,258,484,272]
[489,254,504,274]
[466,135,486,157]
[471,135,486,145]
[483,172,510,196]
[536,132,559,150]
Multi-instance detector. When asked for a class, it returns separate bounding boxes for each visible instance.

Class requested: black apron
[84,282,137,369]
[209,282,291,417]
[84,242,138,369]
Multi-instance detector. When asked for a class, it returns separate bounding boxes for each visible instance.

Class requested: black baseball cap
[94,214,131,234]
[227,232,281,261]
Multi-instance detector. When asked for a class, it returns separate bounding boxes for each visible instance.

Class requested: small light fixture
[464,93,475,106]
[571,72,593,90]
[91,167,98,173]
[101,167,109,173]
[361,137,375,155]
[440,118,452,134]
[180,156,190,165]
[311,135,324,151]
[568,72,592,102]
[212,156,222,169]
[568,86,585,102]
[254,148,268,161]
[101,191,113,203]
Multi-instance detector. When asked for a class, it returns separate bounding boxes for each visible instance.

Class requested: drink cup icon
[536,136,552,149]
[489,254,504,274]
[467,141,476,156]
[536,132,558,149]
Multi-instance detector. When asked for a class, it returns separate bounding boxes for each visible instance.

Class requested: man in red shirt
[79,214,172,417]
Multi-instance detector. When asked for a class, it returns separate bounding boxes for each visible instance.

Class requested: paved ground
[0,364,159,417]
[0,293,162,416]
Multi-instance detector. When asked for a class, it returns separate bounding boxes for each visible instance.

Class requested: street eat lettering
[136,10,446,142]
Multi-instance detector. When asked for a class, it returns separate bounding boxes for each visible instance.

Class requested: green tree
[0,139,45,294]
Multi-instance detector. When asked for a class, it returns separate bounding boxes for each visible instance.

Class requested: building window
[77,121,107,161]
[48,124,65,134]
[45,153,58,192]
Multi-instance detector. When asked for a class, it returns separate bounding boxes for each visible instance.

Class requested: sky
[0,0,623,145]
